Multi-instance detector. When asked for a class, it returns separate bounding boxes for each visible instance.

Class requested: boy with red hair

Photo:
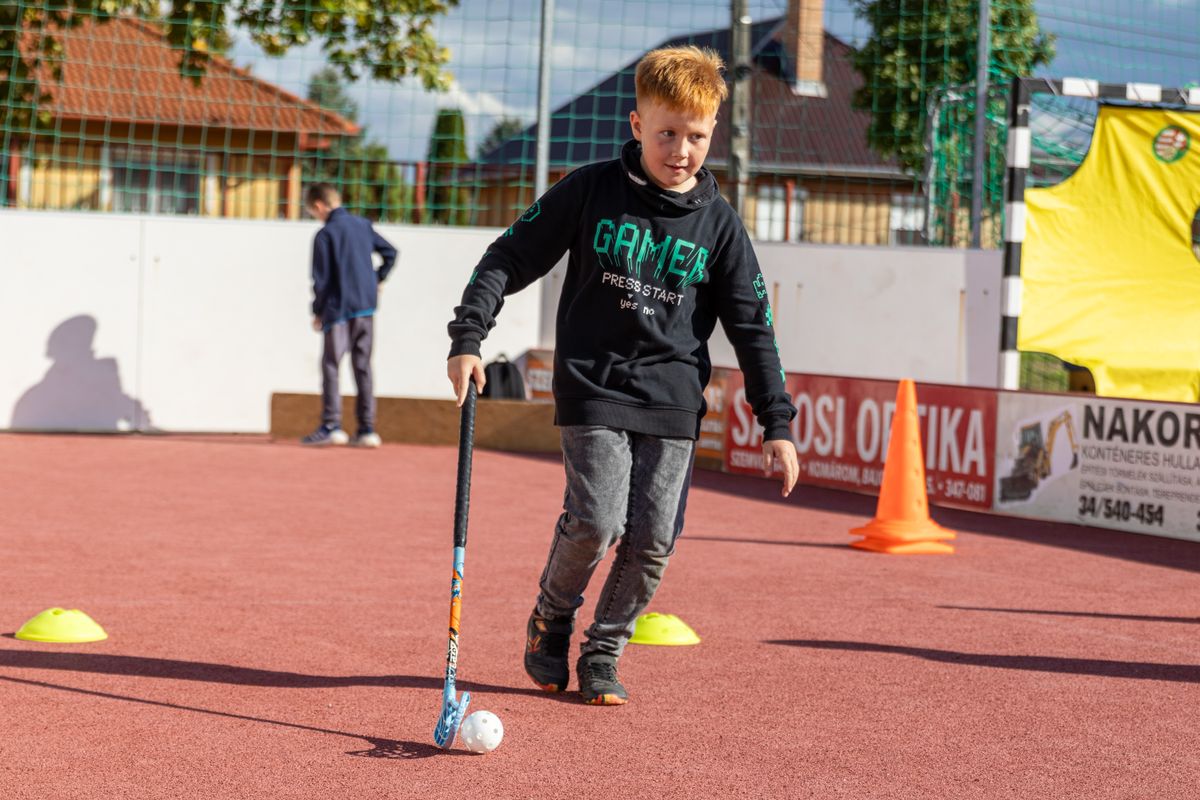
[447,46,798,704]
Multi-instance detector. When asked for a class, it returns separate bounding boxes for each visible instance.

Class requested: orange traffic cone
[850,379,955,554]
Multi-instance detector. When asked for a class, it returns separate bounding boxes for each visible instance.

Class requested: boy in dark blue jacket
[447,47,798,704]
[304,183,398,447]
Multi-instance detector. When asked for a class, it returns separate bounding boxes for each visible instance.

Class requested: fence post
[970,0,991,248]
[415,161,428,224]
[729,0,751,223]
[535,0,555,199]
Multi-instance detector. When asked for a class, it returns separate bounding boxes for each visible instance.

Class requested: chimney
[786,0,826,97]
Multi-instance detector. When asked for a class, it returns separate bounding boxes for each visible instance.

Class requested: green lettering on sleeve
[520,201,541,222]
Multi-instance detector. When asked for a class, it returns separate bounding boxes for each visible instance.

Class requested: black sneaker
[524,610,572,692]
[577,655,628,706]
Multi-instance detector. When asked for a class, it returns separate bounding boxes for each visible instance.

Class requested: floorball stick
[433,381,477,748]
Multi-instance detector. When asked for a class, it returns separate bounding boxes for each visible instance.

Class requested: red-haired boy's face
[630,99,717,193]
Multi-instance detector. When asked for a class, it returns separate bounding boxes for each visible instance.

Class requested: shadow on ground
[685,534,847,550]
[0,673,460,759]
[768,639,1200,683]
[937,605,1200,624]
[0,648,548,698]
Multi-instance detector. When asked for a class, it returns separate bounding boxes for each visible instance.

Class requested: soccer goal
[1000,76,1200,401]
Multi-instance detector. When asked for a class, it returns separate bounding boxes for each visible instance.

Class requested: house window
[889,193,926,246]
[754,184,806,242]
[111,147,200,215]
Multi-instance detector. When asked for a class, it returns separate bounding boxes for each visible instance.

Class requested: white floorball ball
[460,709,504,754]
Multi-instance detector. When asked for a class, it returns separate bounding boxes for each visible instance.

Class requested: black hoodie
[448,139,796,440]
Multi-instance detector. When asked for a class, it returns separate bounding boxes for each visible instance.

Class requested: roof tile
[28,16,357,138]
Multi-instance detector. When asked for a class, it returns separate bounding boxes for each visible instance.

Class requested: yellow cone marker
[628,613,700,646]
[15,608,108,643]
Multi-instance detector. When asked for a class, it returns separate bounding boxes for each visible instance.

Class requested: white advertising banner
[994,392,1200,542]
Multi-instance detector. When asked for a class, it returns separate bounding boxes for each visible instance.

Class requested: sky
[229,0,1200,163]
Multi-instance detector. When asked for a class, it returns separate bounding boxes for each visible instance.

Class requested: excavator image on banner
[999,411,1081,502]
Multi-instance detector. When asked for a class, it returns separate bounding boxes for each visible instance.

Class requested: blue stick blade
[433,692,471,749]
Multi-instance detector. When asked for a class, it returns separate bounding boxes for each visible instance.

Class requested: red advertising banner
[723,372,998,510]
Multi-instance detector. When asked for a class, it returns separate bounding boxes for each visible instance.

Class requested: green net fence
[4,1,1198,234]
[2,1,1198,388]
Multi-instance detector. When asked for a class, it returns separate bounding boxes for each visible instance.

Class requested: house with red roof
[473,0,921,246]
[3,15,357,219]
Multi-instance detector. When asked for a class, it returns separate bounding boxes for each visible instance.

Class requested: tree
[850,0,1054,175]
[305,68,410,223]
[1,0,458,131]
[476,116,526,160]
[307,66,360,125]
[426,108,472,225]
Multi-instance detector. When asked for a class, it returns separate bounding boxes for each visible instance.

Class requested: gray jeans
[321,316,375,431]
[536,425,696,660]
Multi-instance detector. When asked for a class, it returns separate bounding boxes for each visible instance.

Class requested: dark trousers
[321,316,375,432]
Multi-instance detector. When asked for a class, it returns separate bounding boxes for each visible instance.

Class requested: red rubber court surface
[1,433,1197,799]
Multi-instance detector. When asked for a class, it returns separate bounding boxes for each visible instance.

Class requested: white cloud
[438,80,536,118]
[349,77,535,161]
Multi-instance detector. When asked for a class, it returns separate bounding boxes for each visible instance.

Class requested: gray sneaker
[577,655,628,706]
[301,425,349,446]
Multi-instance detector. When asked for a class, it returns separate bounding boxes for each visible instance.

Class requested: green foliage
[1,0,458,132]
[1021,352,1069,392]
[426,108,470,225]
[312,139,413,223]
[305,68,410,223]
[476,116,525,159]
[307,65,360,123]
[850,0,1055,175]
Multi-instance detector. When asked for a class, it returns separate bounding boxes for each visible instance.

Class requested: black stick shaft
[453,382,477,550]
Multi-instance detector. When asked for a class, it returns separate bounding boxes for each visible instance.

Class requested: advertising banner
[994,393,1200,542]
[724,372,997,510]
[517,348,555,400]
[696,367,732,465]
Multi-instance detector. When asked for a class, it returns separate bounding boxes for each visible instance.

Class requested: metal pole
[970,0,991,248]
[925,91,945,244]
[535,0,555,198]
[729,0,751,222]
[998,76,1030,390]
